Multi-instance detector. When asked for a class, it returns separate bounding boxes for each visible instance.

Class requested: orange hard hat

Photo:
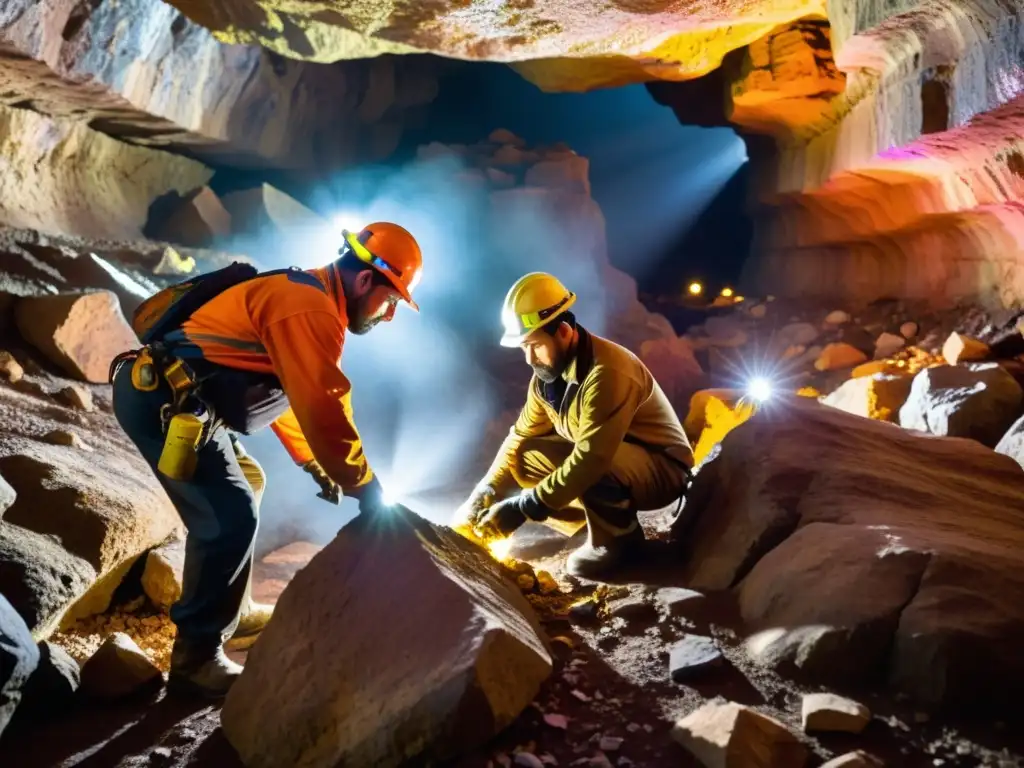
[341,222,422,311]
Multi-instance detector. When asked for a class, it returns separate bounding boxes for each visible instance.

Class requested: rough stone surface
[0,443,180,597]
[0,102,211,240]
[219,182,319,240]
[814,342,868,371]
[0,370,183,633]
[163,0,913,94]
[607,596,657,623]
[0,522,96,638]
[14,291,139,383]
[898,363,1024,447]
[996,414,1024,470]
[80,632,161,699]
[221,509,553,768]
[676,396,1024,709]
[820,751,884,768]
[801,693,871,734]
[654,587,705,616]
[653,2,1024,308]
[669,635,723,682]
[0,350,24,383]
[149,187,232,248]
[942,333,991,365]
[0,0,440,169]
[57,384,94,412]
[19,641,80,717]
[0,592,39,738]
[671,700,808,768]
[0,471,14,515]
[142,539,186,612]
[822,374,912,422]
[873,332,905,359]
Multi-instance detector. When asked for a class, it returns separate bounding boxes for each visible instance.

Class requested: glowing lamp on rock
[687,281,703,297]
[720,287,734,298]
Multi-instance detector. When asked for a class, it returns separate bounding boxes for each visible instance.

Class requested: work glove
[302,460,339,505]
[347,475,391,518]
[454,484,496,529]
[475,489,549,539]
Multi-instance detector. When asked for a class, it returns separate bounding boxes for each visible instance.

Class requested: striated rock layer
[0,0,439,169]
[0,102,211,240]
[161,0,925,92]
[651,0,1024,307]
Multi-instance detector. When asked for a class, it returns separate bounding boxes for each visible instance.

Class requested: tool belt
[109,344,217,443]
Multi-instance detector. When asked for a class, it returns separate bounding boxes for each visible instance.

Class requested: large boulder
[0,593,39,739]
[221,509,553,768]
[676,396,1024,710]
[898,363,1024,447]
[0,380,182,632]
[14,291,139,383]
[0,522,96,638]
[996,414,1024,471]
[0,442,181,623]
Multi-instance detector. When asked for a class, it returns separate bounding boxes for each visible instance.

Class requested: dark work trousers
[111,363,258,654]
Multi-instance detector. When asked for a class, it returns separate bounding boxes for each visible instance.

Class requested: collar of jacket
[561,325,595,385]
[308,264,349,321]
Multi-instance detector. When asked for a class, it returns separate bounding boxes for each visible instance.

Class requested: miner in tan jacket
[456,272,694,579]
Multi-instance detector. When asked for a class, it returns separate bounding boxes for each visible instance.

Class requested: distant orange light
[687,281,703,296]
[720,287,734,298]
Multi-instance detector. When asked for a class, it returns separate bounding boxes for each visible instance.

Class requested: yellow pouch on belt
[158,412,205,481]
[131,349,159,392]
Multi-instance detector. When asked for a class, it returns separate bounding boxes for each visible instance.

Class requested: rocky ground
[4,522,1023,768]
[3,270,1024,766]
[3,260,1024,766]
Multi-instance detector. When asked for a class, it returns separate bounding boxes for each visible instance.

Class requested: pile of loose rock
[678,294,1024,468]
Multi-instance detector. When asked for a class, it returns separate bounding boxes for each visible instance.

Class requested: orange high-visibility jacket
[172,266,373,489]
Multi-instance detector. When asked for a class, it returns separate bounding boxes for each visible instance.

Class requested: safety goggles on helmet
[341,229,408,285]
[508,294,573,336]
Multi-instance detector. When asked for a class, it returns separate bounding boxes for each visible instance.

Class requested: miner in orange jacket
[110,223,422,697]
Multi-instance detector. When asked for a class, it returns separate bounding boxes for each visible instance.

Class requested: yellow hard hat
[500,272,577,347]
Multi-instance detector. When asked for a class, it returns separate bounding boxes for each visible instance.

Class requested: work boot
[566,523,646,581]
[224,600,274,652]
[167,641,243,699]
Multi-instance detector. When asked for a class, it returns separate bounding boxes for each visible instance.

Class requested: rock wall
[0,0,439,169]
[650,0,1024,308]
[0,103,211,240]
[162,0,856,91]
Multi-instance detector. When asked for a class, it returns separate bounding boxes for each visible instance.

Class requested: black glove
[476,489,549,537]
[347,475,390,518]
[302,460,339,505]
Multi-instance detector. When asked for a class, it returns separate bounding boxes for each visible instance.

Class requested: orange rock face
[164,0,831,91]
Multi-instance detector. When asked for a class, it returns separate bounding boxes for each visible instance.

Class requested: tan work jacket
[484,327,694,510]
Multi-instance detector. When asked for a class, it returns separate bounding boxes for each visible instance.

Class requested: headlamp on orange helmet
[340,222,423,312]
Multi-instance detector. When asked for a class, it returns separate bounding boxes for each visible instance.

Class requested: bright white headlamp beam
[748,376,773,403]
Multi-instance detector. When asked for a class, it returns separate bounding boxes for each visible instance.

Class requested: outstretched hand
[302,460,339,505]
